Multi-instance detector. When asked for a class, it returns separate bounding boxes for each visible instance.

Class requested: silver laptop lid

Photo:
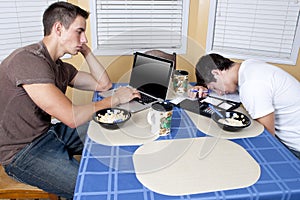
[129,52,174,100]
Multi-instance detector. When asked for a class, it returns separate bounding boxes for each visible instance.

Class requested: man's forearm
[84,52,111,86]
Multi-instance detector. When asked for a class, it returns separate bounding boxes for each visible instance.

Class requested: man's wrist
[102,96,120,108]
[111,96,120,107]
[94,96,118,111]
[82,50,91,58]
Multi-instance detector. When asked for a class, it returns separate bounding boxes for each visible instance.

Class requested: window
[0,0,61,63]
[206,0,300,65]
[90,0,190,55]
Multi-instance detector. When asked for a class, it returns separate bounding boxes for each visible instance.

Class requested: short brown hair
[43,2,89,36]
[195,53,234,86]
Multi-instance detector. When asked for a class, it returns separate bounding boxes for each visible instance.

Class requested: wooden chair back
[144,50,177,69]
[0,165,58,200]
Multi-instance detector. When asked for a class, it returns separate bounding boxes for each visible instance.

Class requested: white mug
[147,102,173,136]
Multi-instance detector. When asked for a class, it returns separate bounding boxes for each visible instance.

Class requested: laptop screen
[129,52,174,100]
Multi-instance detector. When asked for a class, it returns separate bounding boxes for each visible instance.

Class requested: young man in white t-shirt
[189,53,300,159]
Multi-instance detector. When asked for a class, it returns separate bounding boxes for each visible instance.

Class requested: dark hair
[43,2,89,36]
[195,53,234,86]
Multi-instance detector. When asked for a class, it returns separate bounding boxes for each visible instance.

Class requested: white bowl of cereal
[93,108,131,130]
[211,111,251,131]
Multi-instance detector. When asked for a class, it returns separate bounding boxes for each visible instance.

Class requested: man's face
[207,69,238,95]
[60,16,88,55]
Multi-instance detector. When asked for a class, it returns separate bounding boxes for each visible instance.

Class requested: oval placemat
[133,137,261,196]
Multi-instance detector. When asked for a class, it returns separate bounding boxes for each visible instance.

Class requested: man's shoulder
[7,42,44,60]
[242,59,265,66]
[11,42,54,68]
[23,42,48,59]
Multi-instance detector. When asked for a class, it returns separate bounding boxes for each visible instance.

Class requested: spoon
[208,104,229,123]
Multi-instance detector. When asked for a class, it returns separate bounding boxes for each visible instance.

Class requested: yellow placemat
[185,106,264,139]
[88,109,159,146]
[133,137,261,196]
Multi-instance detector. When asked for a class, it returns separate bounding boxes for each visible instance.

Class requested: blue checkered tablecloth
[74,91,300,200]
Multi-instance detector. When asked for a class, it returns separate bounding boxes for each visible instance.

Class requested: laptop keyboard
[134,93,157,104]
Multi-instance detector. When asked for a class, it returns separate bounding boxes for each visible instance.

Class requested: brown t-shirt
[0,42,78,165]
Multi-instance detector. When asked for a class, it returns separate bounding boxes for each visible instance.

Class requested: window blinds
[91,0,189,55]
[0,0,58,63]
[207,0,300,65]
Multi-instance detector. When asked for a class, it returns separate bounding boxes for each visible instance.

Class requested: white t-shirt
[238,59,300,152]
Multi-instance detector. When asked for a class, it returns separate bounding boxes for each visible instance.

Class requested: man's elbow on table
[95,81,113,92]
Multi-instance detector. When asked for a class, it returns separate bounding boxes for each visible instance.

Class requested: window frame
[206,0,300,65]
[0,0,67,63]
[89,0,190,56]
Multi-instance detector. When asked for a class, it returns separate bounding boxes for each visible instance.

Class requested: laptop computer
[100,52,174,113]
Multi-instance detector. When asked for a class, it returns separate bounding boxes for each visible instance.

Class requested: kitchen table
[74,91,300,200]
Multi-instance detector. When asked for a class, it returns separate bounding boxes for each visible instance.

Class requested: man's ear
[211,69,221,77]
[53,21,63,36]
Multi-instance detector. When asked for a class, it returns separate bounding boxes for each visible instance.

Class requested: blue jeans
[276,135,300,160]
[4,122,89,199]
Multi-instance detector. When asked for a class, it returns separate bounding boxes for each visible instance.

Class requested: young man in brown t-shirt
[0,2,140,199]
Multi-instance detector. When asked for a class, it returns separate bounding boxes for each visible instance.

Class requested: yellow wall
[65,0,300,102]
